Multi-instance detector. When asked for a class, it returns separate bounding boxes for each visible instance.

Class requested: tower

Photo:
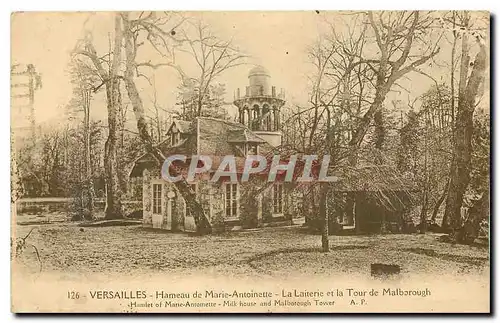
[233,66,285,147]
[11,63,41,141]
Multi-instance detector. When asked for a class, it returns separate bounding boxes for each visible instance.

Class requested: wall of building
[260,183,293,225]
[239,181,261,228]
[252,131,282,147]
[142,170,294,232]
[142,168,153,227]
[142,167,181,231]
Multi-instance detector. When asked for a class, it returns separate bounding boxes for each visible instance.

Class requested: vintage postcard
[10,11,490,313]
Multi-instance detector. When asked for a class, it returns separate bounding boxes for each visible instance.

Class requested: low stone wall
[16,197,142,217]
[17,198,72,214]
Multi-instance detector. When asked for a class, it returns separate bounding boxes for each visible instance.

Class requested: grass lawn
[12,220,489,281]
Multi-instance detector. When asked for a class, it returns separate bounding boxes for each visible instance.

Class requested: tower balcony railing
[234,87,286,101]
[233,92,286,101]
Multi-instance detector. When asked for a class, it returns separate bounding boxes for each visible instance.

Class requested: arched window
[252,104,260,130]
[263,104,271,131]
[240,108,246,124]
[273,106,280,130]
[253,104,260,117]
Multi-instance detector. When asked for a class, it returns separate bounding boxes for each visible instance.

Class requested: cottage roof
[129,116,274,177]
[197,117,273,156]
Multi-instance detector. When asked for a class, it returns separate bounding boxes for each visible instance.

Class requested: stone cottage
[130,66,293,232]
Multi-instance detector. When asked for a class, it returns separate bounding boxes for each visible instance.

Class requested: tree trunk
[320,183,329,252]
[11,133,22,218]
[83,89,95,220]
[354,194,362,234]
[419,189,428,233]
[443,31,487,236]
[349,86,390,150]
[121,13,211,234]
[117,90,130,195]
[381,210,387,234]
[431,181,448,223]
[420,122,429,233]
[104,13,124,219]
[345,82,390,227]
[374,108,388,234]
[450,11,457,127]
[345,193,355,226]
[457,190,489,244]
[373,109,385,153]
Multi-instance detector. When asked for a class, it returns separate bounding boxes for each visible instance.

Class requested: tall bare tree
[120,12,212,234]
[321,12,441,227]
[68,59,99,220]
[74,13,124,219]
[176,20,246,120]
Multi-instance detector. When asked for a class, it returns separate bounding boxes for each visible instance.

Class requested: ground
[13,217,489,281]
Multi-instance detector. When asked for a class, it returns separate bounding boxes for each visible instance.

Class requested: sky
[11,12,323,126]
[10,11,490,129]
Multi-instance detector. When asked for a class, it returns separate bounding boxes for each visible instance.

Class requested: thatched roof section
[331,165,417,192]
[328,164,418,211]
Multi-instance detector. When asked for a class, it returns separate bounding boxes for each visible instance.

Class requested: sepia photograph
[10,10,490,313]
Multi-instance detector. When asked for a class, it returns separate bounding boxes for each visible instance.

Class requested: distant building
[11,63,41,143]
